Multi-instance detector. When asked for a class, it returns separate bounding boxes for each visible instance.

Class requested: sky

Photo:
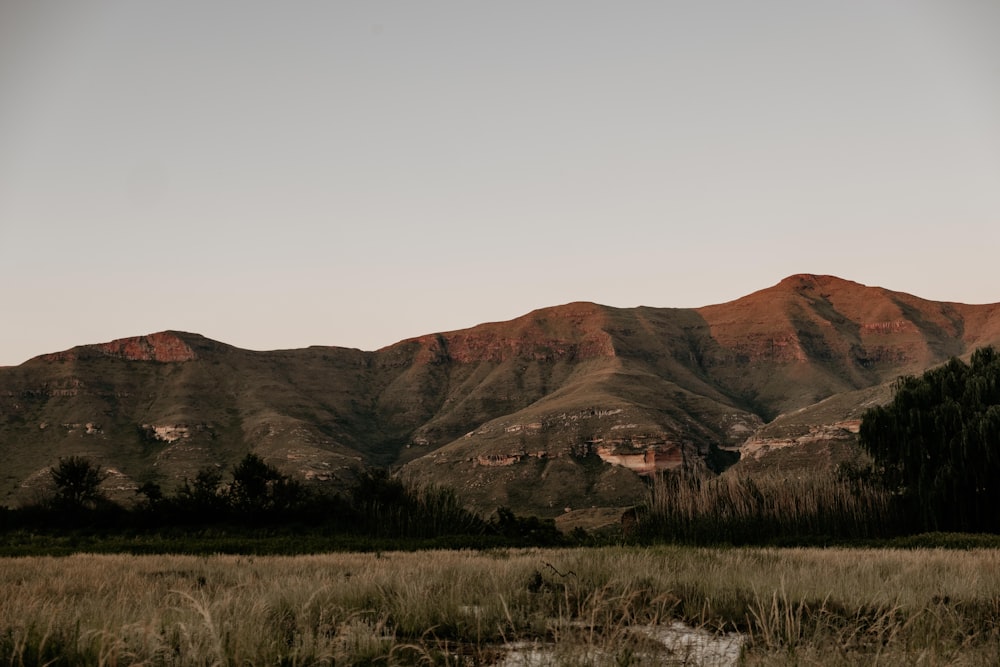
[2,1,999,366]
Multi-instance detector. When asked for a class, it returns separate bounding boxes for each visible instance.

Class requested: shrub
[49,456,107,511]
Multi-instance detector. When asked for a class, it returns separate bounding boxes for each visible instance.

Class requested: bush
[49,456,107,511]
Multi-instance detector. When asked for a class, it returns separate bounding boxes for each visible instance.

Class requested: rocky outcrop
[59,422,103,435]
[595,444,685,475]
[94,332,197,362]
[38,332,196,363]
[476,452,534,467]
[740,420,861,461]
[141,424,191,443]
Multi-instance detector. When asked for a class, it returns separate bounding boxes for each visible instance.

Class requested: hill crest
[4,274,1000,515]
[34,331,201,363]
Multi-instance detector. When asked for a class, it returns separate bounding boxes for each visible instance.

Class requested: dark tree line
[11,346,1000,547]
[860,346,1000,533]
[2,453,562,544]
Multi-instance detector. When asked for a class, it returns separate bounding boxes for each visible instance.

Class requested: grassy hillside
[2,275,999,515]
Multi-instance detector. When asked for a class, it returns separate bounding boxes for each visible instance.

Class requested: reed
[637,469,905,544]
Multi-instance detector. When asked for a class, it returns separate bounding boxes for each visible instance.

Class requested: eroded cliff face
[739,420,861,461]
[38,332,197,363]
[404,397,760,509]
[730,382,896,474]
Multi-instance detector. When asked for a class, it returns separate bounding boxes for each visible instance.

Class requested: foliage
[350,469,489,538]
[227,453,306,515]
[48,456,107,511]
[859,346,1000,532]
[135,480,164,505]
[175,466,226,516]
[3,456,521,546]
[491,506,565,545]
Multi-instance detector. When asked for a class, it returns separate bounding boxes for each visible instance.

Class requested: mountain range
[3,274,999,516]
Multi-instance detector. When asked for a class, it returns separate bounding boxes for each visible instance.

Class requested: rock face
[38,332,197,363]
[740,420,860,461]
[594,444,685,476]
[2,275,1000,515]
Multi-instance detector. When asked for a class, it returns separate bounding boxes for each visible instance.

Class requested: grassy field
[2,546,999,665]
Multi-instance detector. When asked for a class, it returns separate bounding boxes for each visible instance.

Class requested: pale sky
[2,1,999,366]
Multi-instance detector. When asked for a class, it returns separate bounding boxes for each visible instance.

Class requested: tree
[859,346,1000,532]
[136,480,164,504]
[176,466,225,515]
[227,453,304,515]
[49,456,106,510]
[349,469,488,538]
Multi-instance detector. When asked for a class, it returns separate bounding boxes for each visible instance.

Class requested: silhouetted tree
[176,466,225,516]
[227,453,305,515]
[49,456,106,511]
[491,506,563,545]
[136,481,164,505]
[349,469,488,538]
[860,346,1000,532]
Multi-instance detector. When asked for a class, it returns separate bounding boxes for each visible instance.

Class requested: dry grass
[1,546,999,665]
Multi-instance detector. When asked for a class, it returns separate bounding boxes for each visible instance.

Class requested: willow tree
[859,346,1000,532]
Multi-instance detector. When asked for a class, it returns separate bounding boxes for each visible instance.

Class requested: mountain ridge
[3,275,999,515]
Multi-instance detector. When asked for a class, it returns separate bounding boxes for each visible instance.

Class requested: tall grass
[638,470,905,544]
[1,547,999,665]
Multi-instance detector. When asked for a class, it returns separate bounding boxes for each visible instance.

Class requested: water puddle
[494,621,745,666]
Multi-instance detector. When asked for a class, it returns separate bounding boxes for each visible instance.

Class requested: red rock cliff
[39,332,197,363]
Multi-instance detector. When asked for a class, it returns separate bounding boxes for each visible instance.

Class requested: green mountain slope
[2,275,998,515]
